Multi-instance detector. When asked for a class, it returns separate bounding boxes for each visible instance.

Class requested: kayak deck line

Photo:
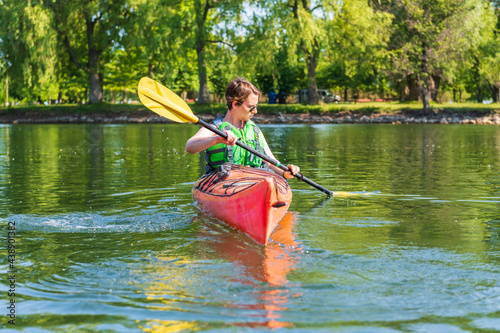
[192,164,293,244]
[194,164,289,197]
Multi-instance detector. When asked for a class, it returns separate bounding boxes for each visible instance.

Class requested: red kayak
[192,164,293,244]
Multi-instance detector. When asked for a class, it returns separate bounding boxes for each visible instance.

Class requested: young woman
[186,77,300,178]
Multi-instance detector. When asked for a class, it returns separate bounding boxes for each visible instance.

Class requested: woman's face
[232,93,259,122]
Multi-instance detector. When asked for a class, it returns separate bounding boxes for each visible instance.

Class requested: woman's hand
[283,164,300,179]
[223,130,238,146]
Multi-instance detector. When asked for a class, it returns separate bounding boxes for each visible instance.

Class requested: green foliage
[209,64,230,103]
[104,48,146,101]
[44,0,133,103]
[318,0,391,98]
[377,0,495,107]
[0,0,59,102]
[0,0,498,107]
[252,44,304,94]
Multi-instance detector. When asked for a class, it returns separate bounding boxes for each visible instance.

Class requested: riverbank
[1,103,500,124]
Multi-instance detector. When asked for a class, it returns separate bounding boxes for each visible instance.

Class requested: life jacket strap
[226,145,234,163]
[206,147,226,155]
[220,123,235,164]
[252,126,263,162]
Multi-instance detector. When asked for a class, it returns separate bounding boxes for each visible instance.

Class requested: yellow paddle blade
[137,77,199,124]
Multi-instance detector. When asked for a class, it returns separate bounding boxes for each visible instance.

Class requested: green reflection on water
[1,123,499,332]
[1,124,203,215]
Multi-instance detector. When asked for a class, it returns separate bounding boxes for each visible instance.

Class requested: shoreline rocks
[254,112,500,125]
[1,110,500,125]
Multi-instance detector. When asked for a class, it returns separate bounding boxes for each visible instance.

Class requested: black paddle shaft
[197,119,333,197]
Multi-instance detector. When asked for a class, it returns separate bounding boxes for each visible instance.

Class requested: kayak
[192,163,293,244]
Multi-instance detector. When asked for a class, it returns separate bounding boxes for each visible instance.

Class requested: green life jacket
[205,118,267,172]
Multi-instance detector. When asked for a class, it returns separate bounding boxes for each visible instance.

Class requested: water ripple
[4,211,194,233]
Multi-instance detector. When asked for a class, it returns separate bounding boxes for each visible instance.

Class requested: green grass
[0,102,149,114]
[191,101,500,115]
[1,101,499,116]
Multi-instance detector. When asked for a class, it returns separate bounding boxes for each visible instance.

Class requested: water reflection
[139,212,301,331]
[199,212,301,329]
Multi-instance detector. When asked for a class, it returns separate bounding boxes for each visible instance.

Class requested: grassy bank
[0,103,149,114]
[1,101,500,116]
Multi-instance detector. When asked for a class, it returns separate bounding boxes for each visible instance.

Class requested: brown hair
[225,77,261,110]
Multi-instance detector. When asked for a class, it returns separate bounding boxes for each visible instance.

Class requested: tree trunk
[88,69,102,104]
[419,75,431,113]
[122,89,127,103]
[58,91,63,104]
[148,59,155,78]
[490,83,499,103]
[196,44,210,104]
[406,75,420,101]
[344,87,348,103]
[476,84,483,103]
[474,56,482,103]
[111,91,116,104]
[5,72,8,106]
[419,45,431,113]
[195,0,211,104]
[305,42,320,105]
[430,74,441,102]
[86,18,103,104]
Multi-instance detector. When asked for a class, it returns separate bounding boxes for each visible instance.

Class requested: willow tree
[319,0,392,101]
[0,0,58,103]
[472,1,500,102]
[123,0,188,81]
[0,48,6,105]
[43,0,131,104]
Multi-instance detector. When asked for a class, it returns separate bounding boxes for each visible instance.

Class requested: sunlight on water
[0,124,499,332]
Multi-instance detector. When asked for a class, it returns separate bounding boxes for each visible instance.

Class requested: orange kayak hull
[192,164,293,244]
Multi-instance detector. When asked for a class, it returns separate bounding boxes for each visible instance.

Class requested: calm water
[1,123,499,332]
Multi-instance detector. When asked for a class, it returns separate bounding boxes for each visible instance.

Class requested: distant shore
[1,103,500,125]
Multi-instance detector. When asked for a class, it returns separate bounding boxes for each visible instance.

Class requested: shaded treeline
[0,0,499,112]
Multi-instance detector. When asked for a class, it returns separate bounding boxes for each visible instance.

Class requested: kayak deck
[192,164,292,244]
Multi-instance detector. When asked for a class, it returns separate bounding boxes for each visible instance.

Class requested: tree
[250,0,385,105]
[43,0,132,104]
[374,0,494,111]
[191,0,245,104]
[0,59,7,105]
[125,0,190,81]
[277,0,329,104]
[0,0,58,103]
[319,0,391,101]
[254,42,303,96]
[474,1,500,102]
[105,48,146,103]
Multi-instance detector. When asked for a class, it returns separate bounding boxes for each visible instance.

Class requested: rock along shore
[1,110,500,125]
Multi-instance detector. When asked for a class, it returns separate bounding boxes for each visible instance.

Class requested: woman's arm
[185,127,237,154]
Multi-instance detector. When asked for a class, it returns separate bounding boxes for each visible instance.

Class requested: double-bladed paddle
[137,77,333,197]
